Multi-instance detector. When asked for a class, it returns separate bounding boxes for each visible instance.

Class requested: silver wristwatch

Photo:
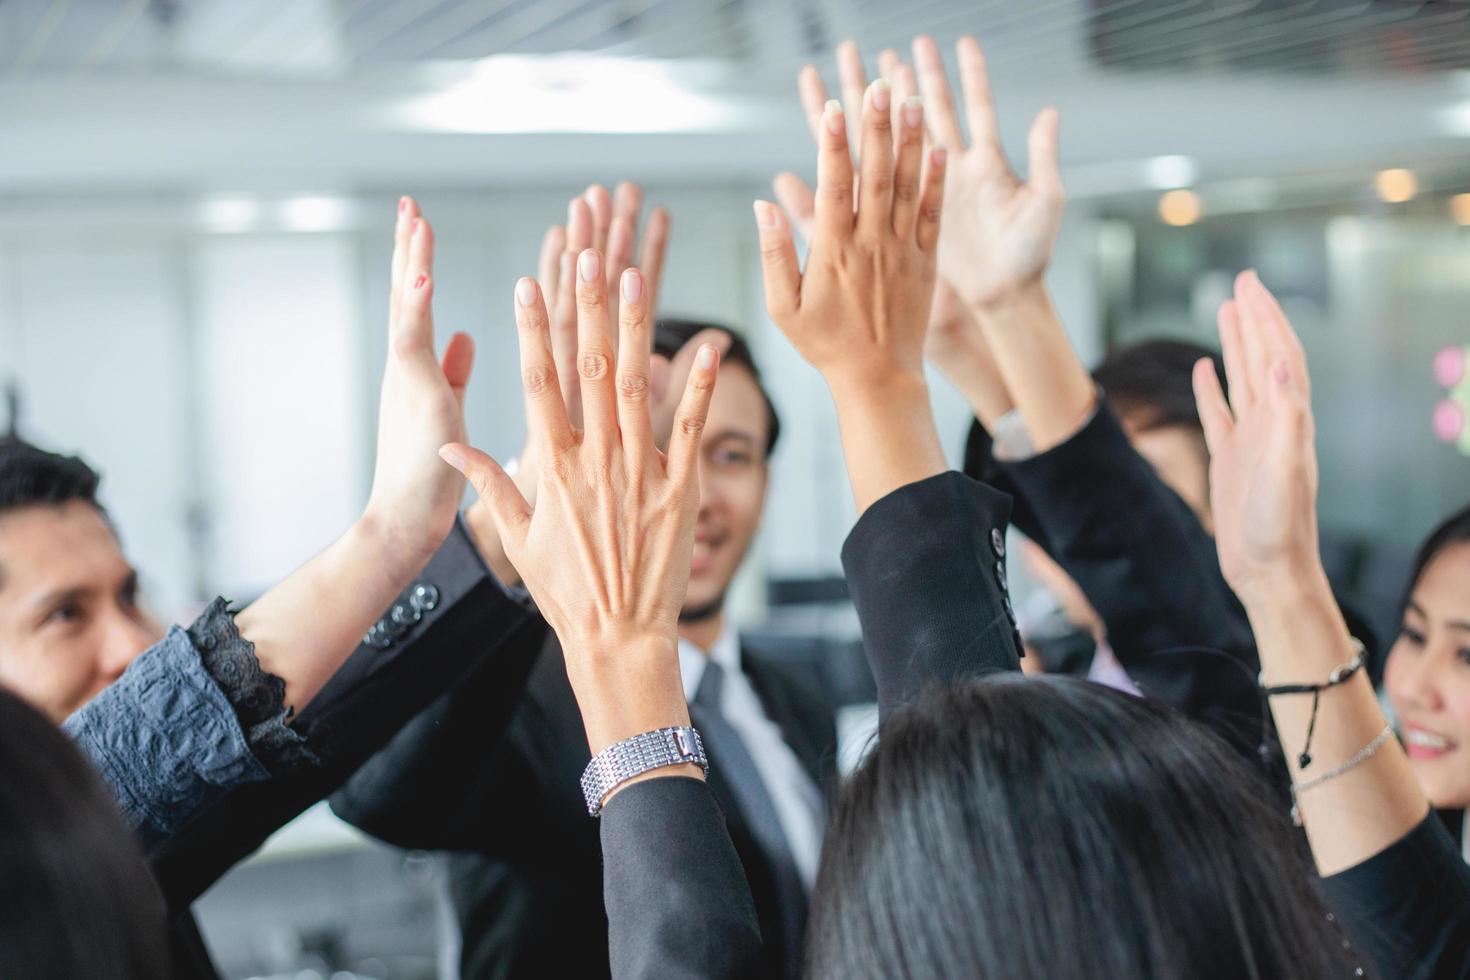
[580,726,708,817]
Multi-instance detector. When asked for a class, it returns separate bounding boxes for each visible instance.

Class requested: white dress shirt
[679,627,826,889]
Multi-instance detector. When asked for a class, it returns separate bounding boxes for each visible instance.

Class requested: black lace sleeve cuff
[188,597,318,773]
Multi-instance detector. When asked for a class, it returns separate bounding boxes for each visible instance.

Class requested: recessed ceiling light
[1375,169,1417,203]
[1143,155,1198,190]
[1158,189,1202,226]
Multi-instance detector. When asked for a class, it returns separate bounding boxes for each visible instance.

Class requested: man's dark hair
[807,674,1358,979]
[0,437,103,516]
[1093,339,1227,435]
[0,686,169,978]
[654,319,781,458]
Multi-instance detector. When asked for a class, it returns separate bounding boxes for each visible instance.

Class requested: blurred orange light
[1158,190,1202,226]
[1376,169,1418,203]
[1452,194,1470,225]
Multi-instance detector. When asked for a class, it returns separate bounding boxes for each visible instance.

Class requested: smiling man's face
[0,500,162,722]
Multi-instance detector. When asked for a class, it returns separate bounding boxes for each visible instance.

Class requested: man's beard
[679,592,727,624]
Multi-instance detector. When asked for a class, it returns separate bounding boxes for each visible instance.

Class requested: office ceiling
[2,0,1469,195]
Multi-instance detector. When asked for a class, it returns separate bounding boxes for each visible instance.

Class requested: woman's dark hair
[0,686,170,979]
[1402,503,1470,618]
[807,675,1356,979]
[654,318,781,457]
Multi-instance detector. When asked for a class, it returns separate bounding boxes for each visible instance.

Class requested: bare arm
[1198,270,1426,874]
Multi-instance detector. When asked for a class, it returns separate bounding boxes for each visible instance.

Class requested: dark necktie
[688,659,809,978]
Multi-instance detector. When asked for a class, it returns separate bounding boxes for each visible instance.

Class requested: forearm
[828,370,948,514]
[1243,568,1428,875]
[929,329,1015,431]
[972,283,1095,454]
[566,637,703,806]
[234,516,436,712]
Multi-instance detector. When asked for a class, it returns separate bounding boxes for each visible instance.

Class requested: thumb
[439,444,531,545]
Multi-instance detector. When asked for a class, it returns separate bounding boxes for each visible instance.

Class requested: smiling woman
[1384,507,1470,827]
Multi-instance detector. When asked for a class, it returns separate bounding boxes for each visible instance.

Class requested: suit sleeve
[1321,813,1470,979]
[328,622,551,852]
[840,472,1023,723]
[999,405,1262,731]
[147,515,541,912]
[601,776,763,980]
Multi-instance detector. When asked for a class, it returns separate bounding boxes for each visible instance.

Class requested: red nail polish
[414,274,427,289]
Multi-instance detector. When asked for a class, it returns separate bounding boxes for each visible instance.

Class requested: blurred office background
[4,0,1470,976]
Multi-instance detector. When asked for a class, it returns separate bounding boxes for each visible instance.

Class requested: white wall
[0,188,1103,627]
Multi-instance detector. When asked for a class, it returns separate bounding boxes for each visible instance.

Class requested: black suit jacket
[154,517,543,980]
[332,626,838,980]
[974,406,1266,754]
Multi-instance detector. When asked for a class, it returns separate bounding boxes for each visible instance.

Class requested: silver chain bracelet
[1289,723,1394,827]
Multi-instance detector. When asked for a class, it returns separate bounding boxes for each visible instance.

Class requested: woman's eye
[1399,626,1427,647]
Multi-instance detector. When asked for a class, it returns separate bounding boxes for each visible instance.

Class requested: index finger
[956,36,1003,163]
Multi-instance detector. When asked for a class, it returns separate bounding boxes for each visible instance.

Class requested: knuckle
[678,414,707,437]
[618,371,650,400]
[825,179,853,202]
[893,179,919,203]
[522,364,557,395]
[579,351,611,380]
[865,170,894,196]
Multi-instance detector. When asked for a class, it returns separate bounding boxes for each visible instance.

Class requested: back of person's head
[1093,338,1226,436]
[654,319,781,458]
[807,674,1354,979]
[0,435,105,518]
[0,686,168,979]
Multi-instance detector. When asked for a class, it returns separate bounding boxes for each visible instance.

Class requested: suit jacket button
[1002,595,1016,624]
[365,626,393,650]
[391,602,422,627]
[411,583,440,612]
[990,528,1006,558]
[995,561,1008,592]
[381,612,409,637]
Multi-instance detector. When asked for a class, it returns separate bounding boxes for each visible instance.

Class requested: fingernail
[438,446,465,472]
[516,277,537,306]
[578,249,600,282]
[902,96,924,129]
[414,273,428,289]
[398,196,408,215]
[824,99,845,136]
[931,145,948,167]
[753,200,779,230]
[871,78,891,113]
[696,344,717,370]
[622,268,643,302]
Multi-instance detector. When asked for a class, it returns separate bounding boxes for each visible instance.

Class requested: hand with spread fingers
[780,40,1015,428]
[756,75,949,511]
[1194,270,1321,604]
[440,252,721,766]
[465,184,676,587]
[911,34,1065,311]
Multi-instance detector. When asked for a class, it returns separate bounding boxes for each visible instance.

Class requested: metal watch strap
[581,726,708,817]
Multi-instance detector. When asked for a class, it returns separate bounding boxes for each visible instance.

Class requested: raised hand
[758,79,945,385]
[912,35,1064,310]
[1194,270,1320,603]
[758,76,948,510]
[362,197,475,563]
[466,185,672,585]
[441,253,719,757]
[782,40,1015,427]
